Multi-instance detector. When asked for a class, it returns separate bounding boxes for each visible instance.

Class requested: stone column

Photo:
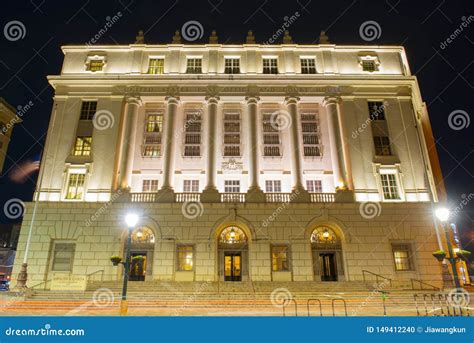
[118,96,142,191]
[285,96,310,202]
[201,96,220,202]
[246,96,265,202]
[323,96,353,202]
[157,96,179,202]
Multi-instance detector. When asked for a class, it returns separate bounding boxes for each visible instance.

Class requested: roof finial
[209,30,218,44]
[319,30,330,44]
[172,30,182,44]
[283,30,293,44]
[135,30,145,44]
[246,30,256,44]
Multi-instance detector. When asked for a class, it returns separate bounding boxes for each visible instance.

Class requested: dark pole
[442,222,461,289]
[120,227,132,315]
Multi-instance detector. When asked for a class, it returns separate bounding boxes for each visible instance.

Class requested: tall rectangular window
[142,179,159,192]
[177,245,194,271]
[368,101,386,120]
[300,58,316,74]
[183,180,199,192]
[66,173,85,200]
[148,58,164,74]
[183,110,202,157]
[263,58,278,74]
[186,58,202,74]
[301,111,321,157]
[223,110,241,157]
[142,112,163,157]
[306,180,323,193]
[392,244,412,271]
[224,180,240,193]
[51,243,76,272]
[80,101,97,120]
[380,173,400,200]
[373,136,392,156]
[272,245,290,271]
[224,58,240,74]
[72,136,92,156]
[262,111,281,157]
[265,180,282,193]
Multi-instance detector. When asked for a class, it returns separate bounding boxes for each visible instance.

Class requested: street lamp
[435,207,460,289]
[121,213,139,315]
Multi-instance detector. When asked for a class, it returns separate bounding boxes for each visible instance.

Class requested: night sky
[0,0,472,252]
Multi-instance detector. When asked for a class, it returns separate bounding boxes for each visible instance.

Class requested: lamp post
[121,213,139,315]
[435,208,460,289]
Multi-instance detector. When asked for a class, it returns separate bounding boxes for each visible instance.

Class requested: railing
[221,193,246,203]
[131,192,157,202]
[282,298,298,317]
[86,269,104,282]
[175,193,200,202]
[411,278,440,291]
[310,192,335,203]
[265,193,292,203]
[414,293,471,317]
[362,270,392,287]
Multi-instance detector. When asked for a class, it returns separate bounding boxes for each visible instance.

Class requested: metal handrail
[362,270,392,287]
[306,299,323,316]
[86,269,105,282]
[410,278,439,291]
[282,298,298,317]
[331,299,347,316]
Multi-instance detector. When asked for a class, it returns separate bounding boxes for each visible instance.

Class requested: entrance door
[224,252,241,281]
[129,252,147,281]
[320,253,337,281]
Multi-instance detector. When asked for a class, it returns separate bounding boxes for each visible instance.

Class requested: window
[224,58,240,74]
[301,111,321,157]
[272,245,290,271]
[183,110,202,157]
[306,180,323,193]
[380,173,400,200]
[183,180,199,192]
[300,58,316,74]
[142,179,159,192]
[87,59,104,72]
[186,58,202,74]
[223,110,241,156]
[263,58,278,74]
[80,101,97,120]
[143,111,163,157]
[66,173,85,200]
[361,59,377,72]
[368,101,386,120]
[373,136,392,156]
[224,180,240,193]
[265,180,282,193]
[392,244,412,271]
[148,58,164,74]
[262,111,281,157]
[72,136,92,156]
[177,245,194,271]
[51,243,76,271]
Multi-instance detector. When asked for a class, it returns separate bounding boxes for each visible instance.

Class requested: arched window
[219,226,247,244]
[310,226,339,244]
[131,226,155,244]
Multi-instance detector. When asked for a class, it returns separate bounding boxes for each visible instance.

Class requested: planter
[432,250,446,262]
[456,250,471,261]
[110,256,122,266]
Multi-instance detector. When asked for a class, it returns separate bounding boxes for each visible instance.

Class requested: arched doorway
[127,226,155,281]
[311,226,344,281]
[218,226,248,282]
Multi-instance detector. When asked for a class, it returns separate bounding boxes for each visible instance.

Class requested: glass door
[320,253,337,281]
[224,252,241,281]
